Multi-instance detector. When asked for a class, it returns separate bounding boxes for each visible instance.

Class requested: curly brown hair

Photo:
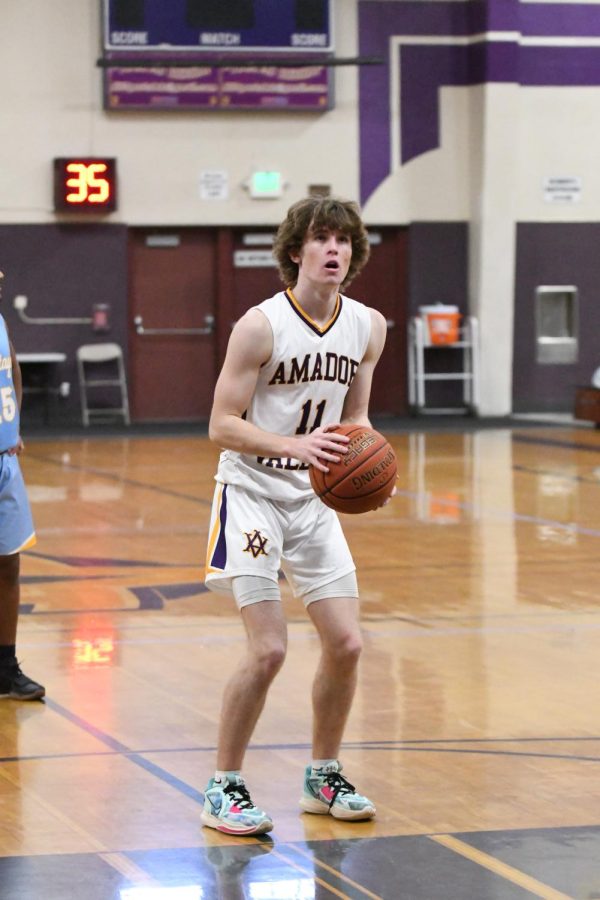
[272,197,370,290]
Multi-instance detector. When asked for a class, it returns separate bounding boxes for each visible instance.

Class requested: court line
[342,745,600,763]
[501,510,600,537]
[16,604,599,639]
[17,606,600,634]
[26,451,211,506]
[17,613,600,636]
[261,845,364,899]
[285,842,384,900]
[362,619,600,638]
[430,834,573,900]
[347,735,600,745]
[3,695,596,898]
[392,488,600,537]
[512,434,600,455]
[0,762,110,854]
[513,464,600,485]
[34,526,204,536]
[99,852,160,887]
[16,618,250,635]
[44,698,204,804]
[4,739,600,767]
[369,609,600,623]
[26,551,180,568]
[52,619,600,640]
[21,574,134,585]
[18,616,600,639]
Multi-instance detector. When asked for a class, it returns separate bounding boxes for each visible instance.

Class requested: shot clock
[53,158,117,213]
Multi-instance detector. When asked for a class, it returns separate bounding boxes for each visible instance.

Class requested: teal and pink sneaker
[299,761,376,820]
[201,775,273,835]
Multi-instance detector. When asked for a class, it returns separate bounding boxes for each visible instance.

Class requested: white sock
[311,759,338,774]
[214,769,241,784]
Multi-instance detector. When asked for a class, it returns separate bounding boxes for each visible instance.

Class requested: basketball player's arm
[340,308,387,426]
[8,339,24,455]
[209,309,349,471]
[9,341,22,409]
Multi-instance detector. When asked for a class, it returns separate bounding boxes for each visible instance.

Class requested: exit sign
[250,171,283,198]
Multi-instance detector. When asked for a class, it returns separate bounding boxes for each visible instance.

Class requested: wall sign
[199,169,229,200]
[104,64,331,111]
[53,158,117,213]
[234,250,277,268]
[543,177,582,204]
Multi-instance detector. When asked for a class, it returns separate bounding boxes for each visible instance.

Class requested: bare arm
[8,339,24,454]
[209,309,349,471]
[9,340,22,409]
[341,308,387,426]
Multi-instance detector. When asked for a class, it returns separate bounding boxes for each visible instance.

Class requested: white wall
[363,78,600,225]
[517,89,600,221]
[0,0,365,225]
[2,1,599,227]
[363,88,473,223]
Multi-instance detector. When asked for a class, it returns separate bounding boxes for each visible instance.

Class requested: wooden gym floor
[1,422,599,899]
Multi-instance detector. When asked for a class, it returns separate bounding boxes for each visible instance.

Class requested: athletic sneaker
[0,658,45,701]
[299,761,376,820]
[201,775,273,835]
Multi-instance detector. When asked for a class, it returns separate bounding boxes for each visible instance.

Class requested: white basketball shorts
[204,482,356,599]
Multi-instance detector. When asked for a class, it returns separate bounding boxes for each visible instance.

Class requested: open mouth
[325,261,339,271]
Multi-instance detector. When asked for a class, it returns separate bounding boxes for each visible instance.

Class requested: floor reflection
[126,840,283,900]
[124,838,377,900]
[0,826,598,898]
[121,889,203,900]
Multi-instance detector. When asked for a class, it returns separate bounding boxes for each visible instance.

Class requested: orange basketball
[309,424,397,514]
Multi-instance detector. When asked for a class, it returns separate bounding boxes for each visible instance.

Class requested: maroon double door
[128,226,408,422]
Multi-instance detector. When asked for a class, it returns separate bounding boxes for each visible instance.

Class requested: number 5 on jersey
[0,386,16,423]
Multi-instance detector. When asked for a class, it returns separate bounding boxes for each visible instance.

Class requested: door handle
[134,314,215,336]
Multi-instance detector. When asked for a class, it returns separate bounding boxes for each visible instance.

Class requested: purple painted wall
[358,0,600,204]
[0,225,128,426]
[2,220,597,420]
[408,222,470,408]
[514,223,600,412]
[408,222,468,316]
[407,222,600,413]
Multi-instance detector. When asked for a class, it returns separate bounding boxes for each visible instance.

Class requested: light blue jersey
[0,314,19,452]
[0,315,35,554]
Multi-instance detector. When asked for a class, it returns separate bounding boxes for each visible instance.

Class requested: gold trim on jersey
[285,288,342,336]
[14,532,36,554]
[205,483,226,574]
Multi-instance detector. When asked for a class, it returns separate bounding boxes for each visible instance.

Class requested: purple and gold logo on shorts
[243,530,269,559]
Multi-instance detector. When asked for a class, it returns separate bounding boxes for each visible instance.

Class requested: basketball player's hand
[378,485,397,507]
[292,423,349,472]
[8,436,24,455]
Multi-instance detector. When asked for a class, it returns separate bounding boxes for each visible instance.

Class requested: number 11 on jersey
[295,399,326,435]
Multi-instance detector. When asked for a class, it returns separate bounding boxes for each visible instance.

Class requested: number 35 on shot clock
[53,158,117,212]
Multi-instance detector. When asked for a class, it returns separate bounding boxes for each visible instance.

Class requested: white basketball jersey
[216,289,372,501]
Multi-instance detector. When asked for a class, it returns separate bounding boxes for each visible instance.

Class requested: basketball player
[0,271,45,701]
[202,198,387,835]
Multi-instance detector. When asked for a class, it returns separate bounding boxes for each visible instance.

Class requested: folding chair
[76,343,130,426]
